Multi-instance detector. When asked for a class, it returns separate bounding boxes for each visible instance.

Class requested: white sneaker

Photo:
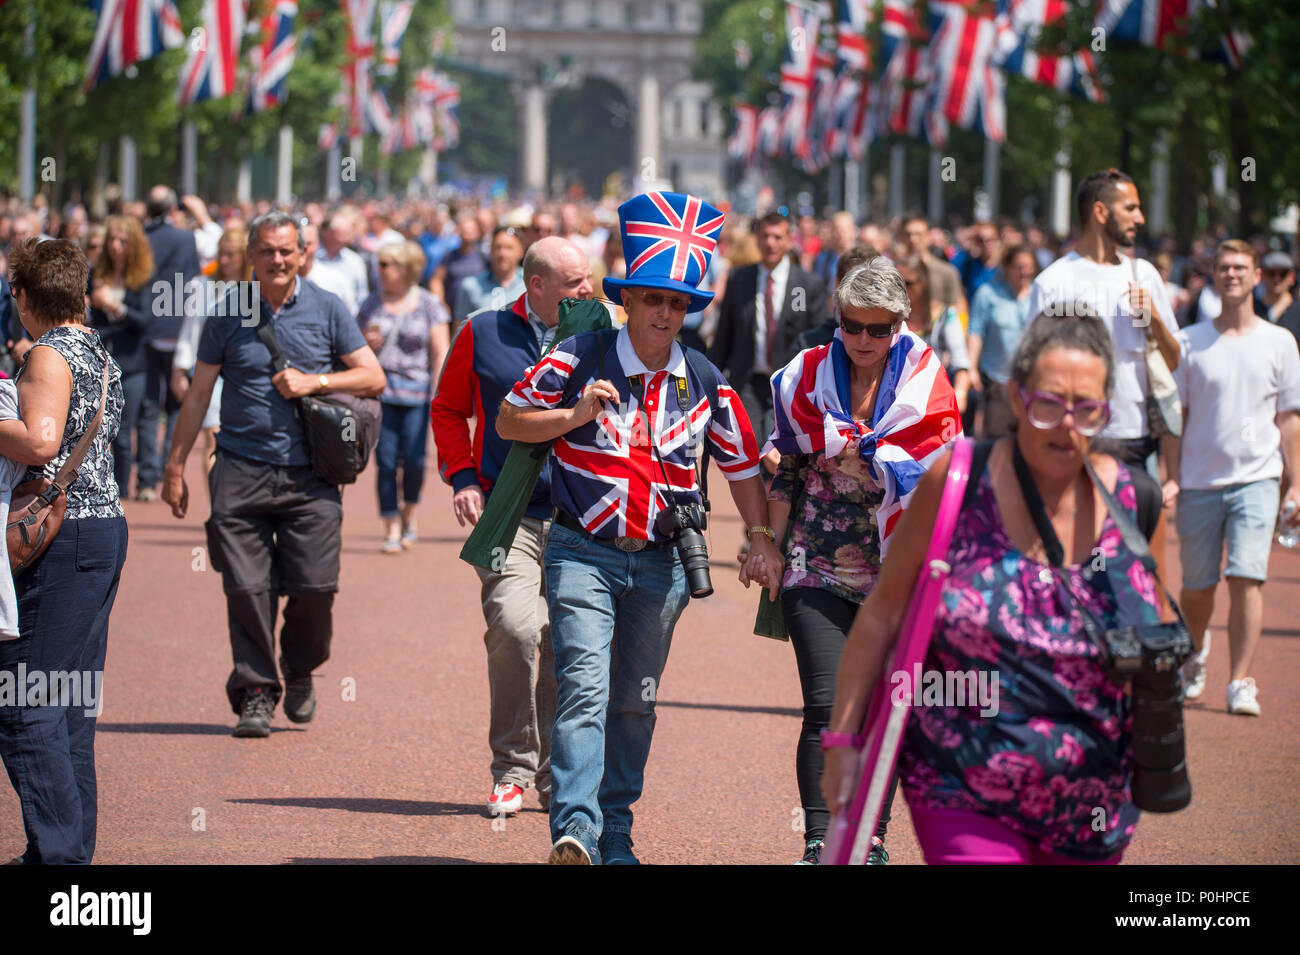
[547,835,592,865]
[1226,678,1261,716]
[487,781,524,815]
[1182,631,1211,701]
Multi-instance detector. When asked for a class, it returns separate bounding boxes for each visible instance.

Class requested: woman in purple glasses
[823,308,1177,864]
[758,258,960,864]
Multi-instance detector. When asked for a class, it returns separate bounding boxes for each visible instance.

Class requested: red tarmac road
[2,451,1298,865]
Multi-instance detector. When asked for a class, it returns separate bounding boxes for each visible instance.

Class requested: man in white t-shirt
[1027,169,1181,469]
[310,213,369,317]
[1167,240,1300,716]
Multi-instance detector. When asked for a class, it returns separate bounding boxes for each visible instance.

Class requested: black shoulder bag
[256,319,381,485]
[1012,443,1193,813]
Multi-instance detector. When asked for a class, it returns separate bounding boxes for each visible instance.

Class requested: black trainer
[233,689,274,738]
[868,836,889,865]
[283,676,316,724]
[796,838,824,865]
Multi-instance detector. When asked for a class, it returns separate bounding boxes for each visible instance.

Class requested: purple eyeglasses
[1017,387,1111,437]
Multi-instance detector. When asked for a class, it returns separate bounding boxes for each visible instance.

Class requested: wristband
[819,729,865,751]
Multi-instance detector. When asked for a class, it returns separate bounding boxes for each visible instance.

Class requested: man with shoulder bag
[161,212,386,738]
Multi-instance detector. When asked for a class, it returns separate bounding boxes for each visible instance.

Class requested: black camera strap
[1011,441,1186,632]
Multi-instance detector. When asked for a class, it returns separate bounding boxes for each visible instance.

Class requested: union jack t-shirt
[506,327,761,542]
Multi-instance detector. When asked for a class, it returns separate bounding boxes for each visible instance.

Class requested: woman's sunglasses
[840,316,897,339]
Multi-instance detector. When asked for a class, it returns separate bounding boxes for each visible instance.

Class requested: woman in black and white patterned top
[0,238,128,865]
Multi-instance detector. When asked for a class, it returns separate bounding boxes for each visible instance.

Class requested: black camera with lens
[1100,623,1193,813]
[654,500,712,599]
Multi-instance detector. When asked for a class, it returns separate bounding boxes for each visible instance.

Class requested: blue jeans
[138,345,180,488]
[375,400,429,518]
[544,522,689,861]
[113,369,148,496]
[0,517,128,864]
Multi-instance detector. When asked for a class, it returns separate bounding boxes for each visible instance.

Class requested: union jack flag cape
[764,328,961,555]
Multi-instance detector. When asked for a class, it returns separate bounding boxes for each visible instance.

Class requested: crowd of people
[0,169,1297,866]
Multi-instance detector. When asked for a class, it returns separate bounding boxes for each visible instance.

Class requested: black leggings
[783,586,898,844]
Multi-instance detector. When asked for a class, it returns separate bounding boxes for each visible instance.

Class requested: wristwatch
[318,374,330,393]
[747,525,776,542]
[819,730,865,751]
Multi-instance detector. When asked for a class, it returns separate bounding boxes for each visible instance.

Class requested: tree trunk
[1225,72,1259,236]
[1173,104,1201,246]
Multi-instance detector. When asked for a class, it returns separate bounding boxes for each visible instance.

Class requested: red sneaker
[488,782,524,815]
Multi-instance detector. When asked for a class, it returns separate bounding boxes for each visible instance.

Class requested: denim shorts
[1176,479,1280,589]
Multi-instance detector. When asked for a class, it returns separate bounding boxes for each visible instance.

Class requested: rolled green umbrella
[459,297,614,572]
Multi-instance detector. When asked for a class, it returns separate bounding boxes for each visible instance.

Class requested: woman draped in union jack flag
[758,256,960,864]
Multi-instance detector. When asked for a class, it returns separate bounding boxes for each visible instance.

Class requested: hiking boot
[233,689,274,738]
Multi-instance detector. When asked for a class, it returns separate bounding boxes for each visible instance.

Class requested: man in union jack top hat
[498,191,784,864]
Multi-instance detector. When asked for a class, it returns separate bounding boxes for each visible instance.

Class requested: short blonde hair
[376,239,426,287]
[1214,239,1257,268]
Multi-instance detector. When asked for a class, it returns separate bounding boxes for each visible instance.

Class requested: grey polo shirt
[197,277,369,467]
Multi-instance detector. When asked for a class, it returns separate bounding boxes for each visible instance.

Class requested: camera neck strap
[1011,440,1183,631]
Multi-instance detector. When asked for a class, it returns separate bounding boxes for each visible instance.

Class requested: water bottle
[1279,500,1299,549]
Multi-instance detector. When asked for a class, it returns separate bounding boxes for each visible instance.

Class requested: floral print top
[17,326,125,520]
[769,448,885,604]
[898,460,1160,859]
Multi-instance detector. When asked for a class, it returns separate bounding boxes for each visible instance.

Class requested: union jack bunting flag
[992,0,1104,103]
[1094,0,1251,67]
[178,0,246,106]
[826,0,875,160]
[728,104,760,164]
[779,0,831,165]
[248,0,297,112]
[765,327,961,556]
[85,0,185,91]
[878,0,932,139]
[924,1,1006,145]
[757,104,784,158]
[376,0,414,76]
[506,331,760,541]
[344,0,378,138]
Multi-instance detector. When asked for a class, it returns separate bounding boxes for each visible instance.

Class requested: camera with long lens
[654,500,712,599]
[1101,624,1193,813]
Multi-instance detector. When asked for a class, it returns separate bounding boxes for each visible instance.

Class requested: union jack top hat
[603,191,726,314]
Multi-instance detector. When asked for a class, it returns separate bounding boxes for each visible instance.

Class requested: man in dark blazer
[708,211,828,446]
[138,185,201,499]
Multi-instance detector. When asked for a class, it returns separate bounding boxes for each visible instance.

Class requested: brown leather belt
[553,511,669,552]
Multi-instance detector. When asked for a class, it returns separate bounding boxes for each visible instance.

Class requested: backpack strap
[682,346,722,511]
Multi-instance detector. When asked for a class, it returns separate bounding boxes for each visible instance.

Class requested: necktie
[765,272,777,368]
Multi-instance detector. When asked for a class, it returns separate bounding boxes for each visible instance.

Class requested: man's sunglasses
[1263,269,1292,280]
[840,316,897,339]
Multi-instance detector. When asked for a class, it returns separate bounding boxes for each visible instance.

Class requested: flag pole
[19,16,36,204]
[181,121,198,196]
[276,121,293,206]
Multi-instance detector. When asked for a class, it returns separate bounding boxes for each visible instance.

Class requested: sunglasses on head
[840,316,896,339]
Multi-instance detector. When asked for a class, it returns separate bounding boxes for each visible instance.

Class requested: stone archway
[547,77,634,197]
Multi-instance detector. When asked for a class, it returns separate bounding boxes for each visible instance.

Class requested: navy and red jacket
[431,293,553,519]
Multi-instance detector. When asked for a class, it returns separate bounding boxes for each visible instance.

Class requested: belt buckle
[614,537,646,553]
